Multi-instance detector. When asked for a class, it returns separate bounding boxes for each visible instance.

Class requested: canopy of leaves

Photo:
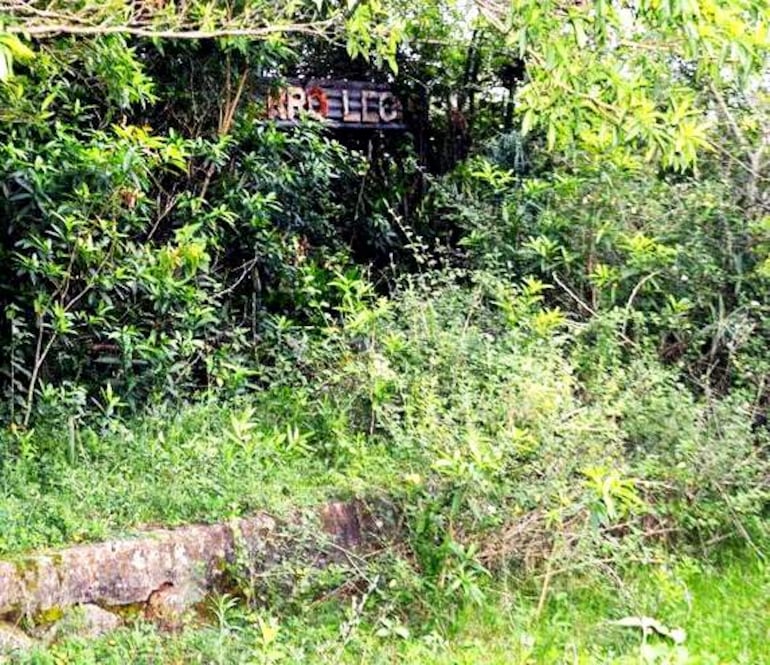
[1,0,768,423]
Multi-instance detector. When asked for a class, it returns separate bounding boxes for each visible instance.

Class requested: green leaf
[0,34,34,62]
[546,121,557,150]
[521,109,536,136]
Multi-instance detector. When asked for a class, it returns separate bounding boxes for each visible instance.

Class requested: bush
[1,267,766,614]
[0,41,369,422]
[271,269,769,592]
[418,151,770,397]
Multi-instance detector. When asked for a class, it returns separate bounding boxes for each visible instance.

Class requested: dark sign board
[265,80,405,130]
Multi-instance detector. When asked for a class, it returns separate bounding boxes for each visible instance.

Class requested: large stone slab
[0,501,389,619]
[0,623,33,655]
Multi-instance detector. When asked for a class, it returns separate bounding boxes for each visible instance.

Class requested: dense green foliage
[2,1,769,418]
[1,1,769,661]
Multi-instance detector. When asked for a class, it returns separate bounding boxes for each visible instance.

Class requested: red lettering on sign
[265,82,403,127]
[306,86,329,119]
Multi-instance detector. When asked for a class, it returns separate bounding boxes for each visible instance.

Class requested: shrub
[419,152,770,398]
[0,39,369,422]
[304,271,769,589]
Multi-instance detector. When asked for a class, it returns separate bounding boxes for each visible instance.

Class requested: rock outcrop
[0,500,394,655]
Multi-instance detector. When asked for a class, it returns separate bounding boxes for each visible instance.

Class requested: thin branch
[221,67,249,135]
[1,21,336,40]
[710,141,769,182]
[217,257,260,298]
[551,271,596,318]
[474,0,512,33]
[709,82,748,149]
[199,66,249,201]
[621,270,661,338]
[552,271,637,347]
[2,3,95,25]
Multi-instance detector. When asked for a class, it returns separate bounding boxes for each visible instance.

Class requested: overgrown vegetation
[1,0,769,661]
[17,553,770,663]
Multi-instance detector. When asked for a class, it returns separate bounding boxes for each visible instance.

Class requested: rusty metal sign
[264,80,405,130]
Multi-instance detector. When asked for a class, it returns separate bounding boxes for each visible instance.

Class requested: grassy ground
[0,395,405,554]
[3,400,767,665]
[2,281,766,567]
[14,552,768,664]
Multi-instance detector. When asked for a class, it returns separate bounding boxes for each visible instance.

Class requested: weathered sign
[265,80,405,130]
